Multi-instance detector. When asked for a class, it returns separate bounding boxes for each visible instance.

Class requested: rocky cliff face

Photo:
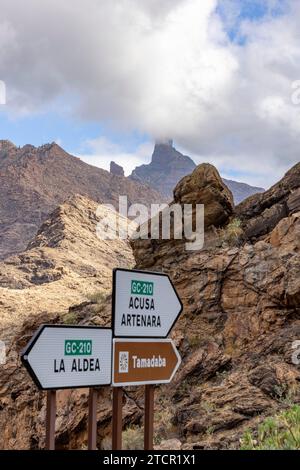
[0,140,163,260]
[130,141,196,199]
[0,161,299,450]
[236,161,300,240]
[0,194,134,332]
[0,194,136,449]
[131,161,300,449]
[110,161,125,177]
[130,140,264,204]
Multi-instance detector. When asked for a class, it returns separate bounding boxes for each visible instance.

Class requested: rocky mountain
[0,194,136,449]
[130,140,196,198]
[129,140,264,204]
[132,161,300,449]
[223,178,265,206]
[110,161,124,177]
[0,140,163,260]
[0,160,299,450]
[0,194,134,334]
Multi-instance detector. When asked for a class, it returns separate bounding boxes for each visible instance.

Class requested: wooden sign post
[112,387,123,450]
[88,388,98,450]
[144,385,154,451]
[45,390,56,450]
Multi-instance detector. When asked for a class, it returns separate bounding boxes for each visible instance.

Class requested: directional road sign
[112,338,181,386]
[112,268,183,338]
[21,325,112,390]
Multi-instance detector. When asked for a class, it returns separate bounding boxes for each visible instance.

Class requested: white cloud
[0,0,300,187]
[79,137,153,176]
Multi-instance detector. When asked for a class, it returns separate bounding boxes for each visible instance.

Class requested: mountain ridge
[129,141,265,204]
[0,159,299,449]
[0,140,164,260]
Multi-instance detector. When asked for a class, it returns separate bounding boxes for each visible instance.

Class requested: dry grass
[122,426,144,450]
[219,218,244,246]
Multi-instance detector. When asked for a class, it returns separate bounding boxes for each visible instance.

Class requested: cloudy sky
[0,0,300,188]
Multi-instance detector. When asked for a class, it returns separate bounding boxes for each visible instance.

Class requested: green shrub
[155,407,174,443]
[87,290,108,314]
[88,291,107,304]
[240,405,300,450]
[62,312,79,325]
[122,426,144,450]
[220,218,244,246]
[188,335,202,349]
[102,425,148,450]
[202,401,216,414]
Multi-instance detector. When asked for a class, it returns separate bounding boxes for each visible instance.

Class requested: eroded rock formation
[0,160,299,450]
[130,140,264,203]
[0,141,163,260]
[236,162,300,240]
[0,195,136,449]
[110,161,124,177]
[131,161,300,449]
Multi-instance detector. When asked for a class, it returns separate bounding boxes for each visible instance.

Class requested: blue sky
[0,0,298,188]
[0,110,146,155]
[1,1,283,149]
[217,0,289,43]
[0,111,98,151]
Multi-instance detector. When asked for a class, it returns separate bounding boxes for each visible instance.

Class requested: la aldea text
[54,358,101,373]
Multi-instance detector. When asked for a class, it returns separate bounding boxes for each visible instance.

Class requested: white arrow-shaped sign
[112,268,183,338]
[21,325,112,390]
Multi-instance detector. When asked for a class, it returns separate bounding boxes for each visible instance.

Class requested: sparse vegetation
[88,290,107,304]
[155,406,175,444]
[173,379,190,400]
[122,426,144,450]
[188,335,203,349]
[240,405,300,450]
[206,425,215,436]
[202,401,216,414]
[215,369,230,384]
[62,311,79,325]
[219,218,244,246]
[100,436,111,450]
[274,384,298,406]
[87,290,108,314]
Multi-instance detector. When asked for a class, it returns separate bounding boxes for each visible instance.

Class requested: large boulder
[132,163,235,268]
[174,163,234,228]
